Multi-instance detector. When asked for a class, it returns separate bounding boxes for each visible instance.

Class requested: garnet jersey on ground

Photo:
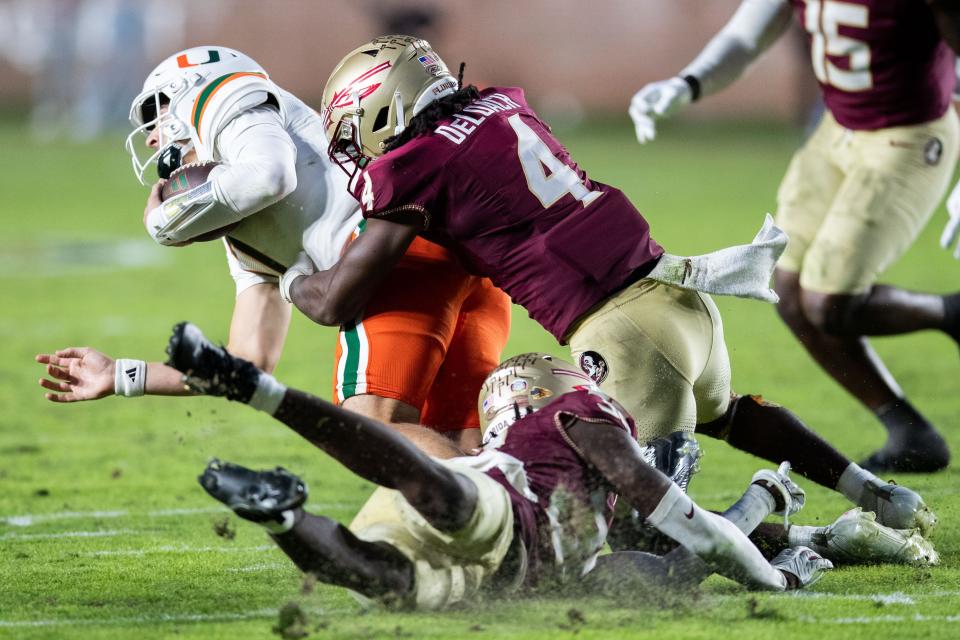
[354,87,663,341]
[789,0,954,130]
[480,389,638,587]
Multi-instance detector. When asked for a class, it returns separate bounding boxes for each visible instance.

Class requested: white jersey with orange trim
[211,88,362,294]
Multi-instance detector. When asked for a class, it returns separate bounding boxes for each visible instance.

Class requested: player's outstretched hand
[941,179,960,259]
[629,77,692,144]
[35,347,115,403]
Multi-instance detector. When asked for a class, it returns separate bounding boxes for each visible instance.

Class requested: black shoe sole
[860,449,950,474]
[165,321,192,373]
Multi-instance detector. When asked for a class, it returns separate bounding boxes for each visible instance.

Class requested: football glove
[940,178,960,259]
[648,213,787,303]
[629,77,692,144]
[770,547,833,590]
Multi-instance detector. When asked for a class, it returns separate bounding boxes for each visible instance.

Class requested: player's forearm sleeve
[158,107,299,244]
[646,483,787,591]
[679,0,793,99]
[210,109,298,216]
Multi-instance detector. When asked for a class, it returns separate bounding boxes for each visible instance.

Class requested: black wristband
[682,74,702,102]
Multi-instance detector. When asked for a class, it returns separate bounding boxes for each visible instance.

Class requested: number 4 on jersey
[360,173,375,211]
[509,114,602,209]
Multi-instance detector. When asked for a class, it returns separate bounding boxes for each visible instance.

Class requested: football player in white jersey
[35,46,510,457]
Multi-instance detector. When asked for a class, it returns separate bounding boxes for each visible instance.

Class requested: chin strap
[157,141,195,179]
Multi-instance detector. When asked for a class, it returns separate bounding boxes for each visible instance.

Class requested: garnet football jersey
[353,87,663,341]
[481,389,638,587]
[789,0,954,130]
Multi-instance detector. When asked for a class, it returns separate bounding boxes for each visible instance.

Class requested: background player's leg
[775,269,902,412]
[801,286,960,337]
[771,111,958,473]
[270,509,414,601]
[697,394,934,532]
[775,271,949,473]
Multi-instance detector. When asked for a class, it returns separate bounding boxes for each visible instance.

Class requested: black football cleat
[199,458,307,523]
[165,321,259,403]
[859,433,950,475]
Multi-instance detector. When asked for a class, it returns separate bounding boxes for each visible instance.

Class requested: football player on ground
[34,46,510,456]
[629,0,960,473]
[166,323,833,608]
[280,36,937,537]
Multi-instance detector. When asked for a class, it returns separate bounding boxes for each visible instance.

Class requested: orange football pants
[333,233,511,431]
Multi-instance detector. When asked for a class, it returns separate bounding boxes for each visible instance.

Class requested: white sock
[249,373,287,415]
[787,524,825,553]
[646,484,787,591]
[722,484,778,534]
[836,463,879,505]
[261,509,297,534]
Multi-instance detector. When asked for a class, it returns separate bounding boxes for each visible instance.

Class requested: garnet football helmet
[125,46,282,185]
[478,353,599,446]
[321,35,458,178]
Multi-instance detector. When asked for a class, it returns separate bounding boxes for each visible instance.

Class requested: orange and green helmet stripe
[191,71,268,143]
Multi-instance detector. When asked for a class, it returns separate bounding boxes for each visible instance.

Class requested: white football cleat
[752,461,805,526]
[859,480,937,536]
[814,508,938,567]
[771,546,833,590]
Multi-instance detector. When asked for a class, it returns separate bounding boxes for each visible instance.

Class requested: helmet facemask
[125,74,198,185]
[326,90,375,183]
[322,36,458,175]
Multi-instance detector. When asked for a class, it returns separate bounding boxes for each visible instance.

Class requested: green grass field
[1,116,959,639]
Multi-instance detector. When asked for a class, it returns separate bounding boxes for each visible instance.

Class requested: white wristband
[114,359,147,397]
[279,251,317,304]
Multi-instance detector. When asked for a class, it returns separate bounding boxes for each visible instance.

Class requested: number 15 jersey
[353,87,663,342]
[790,0,954,130]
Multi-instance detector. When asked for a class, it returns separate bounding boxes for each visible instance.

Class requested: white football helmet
[125,46,283,185]
[478,353,599,447]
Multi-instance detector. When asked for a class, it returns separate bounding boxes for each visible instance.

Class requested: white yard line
[787,591,916,605]
[225,562,289,573]
[720,590,960,604]
[1,503,353,527]
[0,529,134,541]
[801,614,960,625]
[0,607,348,629]
[83,544,277,557]
[2,510,128,527]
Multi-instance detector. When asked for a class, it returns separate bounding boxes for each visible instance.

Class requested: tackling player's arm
[928,0,960,54]
[287,218,419,326]
[563,415,790,590]
[35,284,290,402]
